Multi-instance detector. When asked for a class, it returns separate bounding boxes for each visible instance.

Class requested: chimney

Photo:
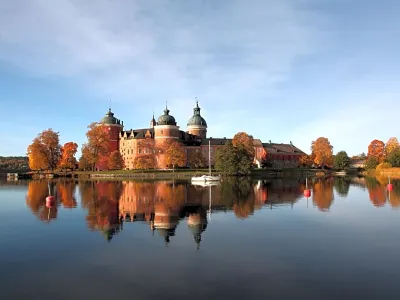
[269,140,272,144]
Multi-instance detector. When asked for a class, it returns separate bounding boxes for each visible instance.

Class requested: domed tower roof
[157,104,177,126]
[100,108,122,126]
[187,101,207,127]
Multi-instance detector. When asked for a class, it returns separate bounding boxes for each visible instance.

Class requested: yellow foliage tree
[27,129,61,171]
[188,150,207,169]
[311,137,333,167]
[385,137,400,156]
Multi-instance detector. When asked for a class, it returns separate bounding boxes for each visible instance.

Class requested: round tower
[186,101,207,138]
[154,104,180,141]
[100,108,123,153]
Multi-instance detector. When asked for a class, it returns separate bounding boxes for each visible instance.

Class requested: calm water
[1,176,400,299]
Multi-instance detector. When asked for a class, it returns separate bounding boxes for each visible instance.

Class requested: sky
[0,0,399,157]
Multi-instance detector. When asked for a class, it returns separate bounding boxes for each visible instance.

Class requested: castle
[97,101,305,170]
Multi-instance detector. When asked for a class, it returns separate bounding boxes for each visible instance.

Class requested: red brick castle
[97,101,305,170]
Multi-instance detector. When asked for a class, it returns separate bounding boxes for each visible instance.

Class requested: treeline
[364,138,400,170]
[0,156,29,171]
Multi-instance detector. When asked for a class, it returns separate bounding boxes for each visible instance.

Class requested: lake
[0,176,400,299]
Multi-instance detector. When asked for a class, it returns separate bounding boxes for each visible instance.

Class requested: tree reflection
[334,177,351,197]
[57,180,77,208]
[79,181,123,241]
[312,177,334,211]
[365,177,387,207]
[26,180,58,222]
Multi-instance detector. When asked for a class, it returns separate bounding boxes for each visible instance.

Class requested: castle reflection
[24,176,400,243]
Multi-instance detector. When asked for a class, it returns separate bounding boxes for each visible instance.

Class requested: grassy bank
[366,168,400,179]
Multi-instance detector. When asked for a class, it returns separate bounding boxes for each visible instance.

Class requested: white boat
[191,140,221,183]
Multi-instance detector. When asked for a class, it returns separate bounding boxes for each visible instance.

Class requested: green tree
[215,141,253,175]
[188,150,207,169]
[365,157,379,170]
[333,151,350,170]
[386,149,400,167]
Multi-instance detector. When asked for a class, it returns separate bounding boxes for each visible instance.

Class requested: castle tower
[186,101,207,138]
[154,104,181,168]
[96,108,123,170]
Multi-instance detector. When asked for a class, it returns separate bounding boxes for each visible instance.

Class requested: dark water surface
[1,176,400,300]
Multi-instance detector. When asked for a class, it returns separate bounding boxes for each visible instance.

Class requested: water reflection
[23,176,400,239]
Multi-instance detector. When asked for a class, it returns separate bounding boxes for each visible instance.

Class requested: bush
[376,162,392,171]
[386,149,400,167]
[365,157,379,170]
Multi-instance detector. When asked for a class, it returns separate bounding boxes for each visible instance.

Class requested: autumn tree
[134,138,157,169]
[80,123,111,171]
[188,150,207,169]
[299,154,314,168]
[27,138,48,171]
[311,137,333,168]
[163,140,186,170]
[58,142,78,170]
[108,150,125,170]
[365,157,379,170]
[385,137,400,157]
[78,153,92,171]
[232,132,255,157]
[27,129,61,171]
[367,139,385,163]
[333,151,350,170]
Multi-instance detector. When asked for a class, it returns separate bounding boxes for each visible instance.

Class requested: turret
[187,100,207,138]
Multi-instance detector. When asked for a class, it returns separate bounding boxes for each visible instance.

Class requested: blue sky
[0,0,399,156]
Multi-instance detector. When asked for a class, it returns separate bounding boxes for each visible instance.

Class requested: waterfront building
[98,101,305,170]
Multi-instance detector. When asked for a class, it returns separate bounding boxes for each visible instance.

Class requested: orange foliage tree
[108,150,125,170]
[133,138,157,169]
[188,150,207,169]
[385,137,399,156]
[311,137,333,167]
[299,154,314,168]
[80,123,110,170]
[367,139,385,163]
[27,129,61,171]
[163,140,186,170]
[232,132,255,157]
[58,142,78,170]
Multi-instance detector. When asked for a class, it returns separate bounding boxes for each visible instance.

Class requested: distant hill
[0,156,29,172]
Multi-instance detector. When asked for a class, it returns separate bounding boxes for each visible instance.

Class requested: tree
[163,140,186,170]
[215,141,253,175]
[58,142,78,170]
[385,137,400,156]
[299,154,314,168]
[333,151,350,170]
[232,132,255,157]
[188,150,207,169]
[134,138,157,169]
[27,138,48,170]
[81,123,111,171]
[78,154,91,171]
[133,155,156,170]
[108,151,125,170]
[311,137,333,168]
[365,157,379,170]
[27,129,61,171]
[386,149,400,167]
[367,139,385,163]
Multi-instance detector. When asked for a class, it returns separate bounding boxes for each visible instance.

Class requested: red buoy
[387,184,393,192]
[46,196,56,208]
[304,189,311,198]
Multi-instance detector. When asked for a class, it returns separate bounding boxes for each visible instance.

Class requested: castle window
[138,148,142,154]
[161,130,164,134]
